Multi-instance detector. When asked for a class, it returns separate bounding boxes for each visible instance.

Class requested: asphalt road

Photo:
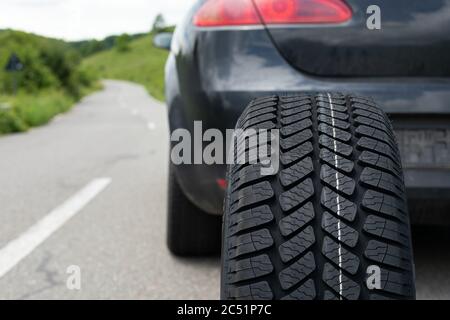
[0,80,448,300]
[0,80,219,299]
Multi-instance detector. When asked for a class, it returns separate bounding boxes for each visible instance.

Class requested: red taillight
[193,0,352,27]
[194,0,262,27]
[254,0,352,24]
[216,178,228,190]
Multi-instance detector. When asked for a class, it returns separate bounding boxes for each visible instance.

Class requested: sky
[0,0,195,41]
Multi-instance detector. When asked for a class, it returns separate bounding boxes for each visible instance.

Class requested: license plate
[395,129,450,169]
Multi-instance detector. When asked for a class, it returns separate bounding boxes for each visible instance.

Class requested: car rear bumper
[405,169,450,199]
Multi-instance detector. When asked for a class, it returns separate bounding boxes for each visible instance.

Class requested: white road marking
[131,109,139,116]
[147,122,156,130]
[327,93,344,300]
[0,178,112,279]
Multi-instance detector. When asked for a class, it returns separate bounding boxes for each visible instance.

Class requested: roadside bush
[115,34,131,52]
[0,108,28,134]
[0,30,96,97]
[0,30,100,134]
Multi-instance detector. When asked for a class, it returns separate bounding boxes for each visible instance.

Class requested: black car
[154,0,450,300]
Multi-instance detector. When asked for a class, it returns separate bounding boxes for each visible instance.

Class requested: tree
[152,14,166,33]
[115,34,131,52]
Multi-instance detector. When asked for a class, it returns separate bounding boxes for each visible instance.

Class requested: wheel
[221,94,416,300]
[167,164,222,256]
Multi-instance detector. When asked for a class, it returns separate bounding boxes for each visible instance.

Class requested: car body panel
[165,0,450,215]
[265,0,450,76]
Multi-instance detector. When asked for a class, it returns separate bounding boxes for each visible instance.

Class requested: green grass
[82,34,169,101]
[0,90,74,134]
[0,83,101,135]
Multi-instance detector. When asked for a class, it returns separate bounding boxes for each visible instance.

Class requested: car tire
[167,164,222,256]
[221,94,416,300]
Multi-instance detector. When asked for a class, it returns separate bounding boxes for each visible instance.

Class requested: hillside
[69,33,147,57]
[82,34,169,101]
[0,29,169,135]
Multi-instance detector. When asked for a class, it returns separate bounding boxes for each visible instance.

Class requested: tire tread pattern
[222,94,415,300]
